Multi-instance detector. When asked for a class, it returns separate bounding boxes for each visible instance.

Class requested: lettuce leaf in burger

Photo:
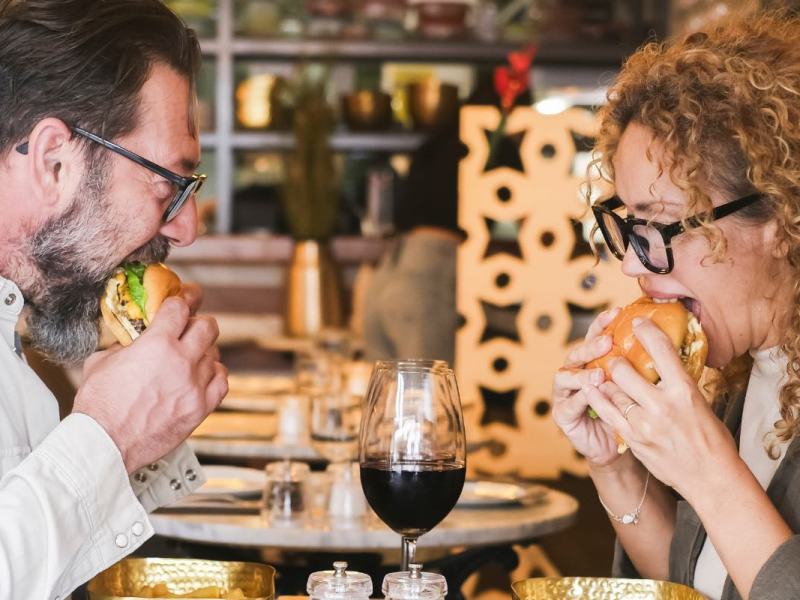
[100,262,182,346]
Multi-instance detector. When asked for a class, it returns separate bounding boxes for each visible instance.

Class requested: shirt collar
[0,274,25,355]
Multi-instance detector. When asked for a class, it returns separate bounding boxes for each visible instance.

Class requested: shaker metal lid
[307,561,373,599]
[382,564,448,600]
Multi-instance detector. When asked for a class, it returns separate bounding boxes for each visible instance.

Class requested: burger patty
[132,319,146,334]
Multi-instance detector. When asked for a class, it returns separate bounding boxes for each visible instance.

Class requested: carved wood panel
[456,106,638,478]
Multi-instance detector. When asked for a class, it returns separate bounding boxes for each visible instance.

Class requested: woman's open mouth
[651,295,702,324]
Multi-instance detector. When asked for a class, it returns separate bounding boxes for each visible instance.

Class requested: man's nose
[159,195,198,247]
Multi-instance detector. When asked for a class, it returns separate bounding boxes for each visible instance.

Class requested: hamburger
[100,262,182,346]
[586,296,708,452]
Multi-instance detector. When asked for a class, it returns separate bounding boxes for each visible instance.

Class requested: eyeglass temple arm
[71,127,190,186]
[661,192,764,238]
[15,129,193,187]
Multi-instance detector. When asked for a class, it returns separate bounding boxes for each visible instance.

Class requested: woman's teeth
[650,296,702,321]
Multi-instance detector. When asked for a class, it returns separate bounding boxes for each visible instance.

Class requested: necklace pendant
[621,513,635,525]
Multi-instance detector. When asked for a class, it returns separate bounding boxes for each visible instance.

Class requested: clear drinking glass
[309,391,361,465]
[261,460,309,525]
[295,351,340,396]
[310,390,365,522]
[358,359,466,571]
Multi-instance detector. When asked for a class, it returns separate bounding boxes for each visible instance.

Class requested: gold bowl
[407,80,459,131]
[512,577,708,600]
[87,558,276,600]
[341,90,394,131]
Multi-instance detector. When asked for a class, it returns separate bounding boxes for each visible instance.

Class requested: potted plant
[281,65,344,337]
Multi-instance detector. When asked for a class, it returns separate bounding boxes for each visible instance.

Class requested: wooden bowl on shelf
[407,80,459,131]
[412,0,471,38]
[341,90,394,131]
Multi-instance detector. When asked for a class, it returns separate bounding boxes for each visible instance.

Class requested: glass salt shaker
[382,564,447,600]
[307,561,373,600]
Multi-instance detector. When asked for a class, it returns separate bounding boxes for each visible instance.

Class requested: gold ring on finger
[622,402,639,421]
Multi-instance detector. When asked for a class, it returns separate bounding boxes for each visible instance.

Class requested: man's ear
[24,118,82,210]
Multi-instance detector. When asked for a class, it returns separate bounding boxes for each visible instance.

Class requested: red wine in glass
[360,459,466,536]
[359,360,466,570]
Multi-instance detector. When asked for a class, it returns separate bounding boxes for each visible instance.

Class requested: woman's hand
[584,316,739,498]
[552,307,625,467]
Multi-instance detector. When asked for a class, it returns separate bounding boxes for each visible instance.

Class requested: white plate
[457,481,548,508]
[196,465,265,498]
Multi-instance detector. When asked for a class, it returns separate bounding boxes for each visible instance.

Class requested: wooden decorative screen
[456,105,638,479]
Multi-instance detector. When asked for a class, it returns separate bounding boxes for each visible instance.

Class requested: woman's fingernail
[590,369,604,385]
[632,317,644,328]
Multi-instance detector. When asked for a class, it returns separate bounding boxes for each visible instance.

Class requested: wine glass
[358,359,466,571]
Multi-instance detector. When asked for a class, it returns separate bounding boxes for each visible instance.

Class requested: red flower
[494,44,537,112]
[487,44,537,169]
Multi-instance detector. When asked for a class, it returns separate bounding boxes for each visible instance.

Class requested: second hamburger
[586,296,708,452]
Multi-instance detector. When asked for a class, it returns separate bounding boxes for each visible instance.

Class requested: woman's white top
[693,347,791,599]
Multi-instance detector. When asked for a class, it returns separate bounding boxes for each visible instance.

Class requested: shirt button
[131,521,145,536]
[115,533,128,548]
[4,293,15,306]
[134,472,147,483]
[148,463,159,471]
[185,469,197,482]
[170,479,182,491]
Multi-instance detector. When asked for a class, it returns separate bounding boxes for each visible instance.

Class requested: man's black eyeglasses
[16,127,206,223]
[592,193,763,274]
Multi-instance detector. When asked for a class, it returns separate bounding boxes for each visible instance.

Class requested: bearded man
[0,1,227,597]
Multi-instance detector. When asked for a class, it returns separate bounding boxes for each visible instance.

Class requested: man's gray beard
[23,164,171,366]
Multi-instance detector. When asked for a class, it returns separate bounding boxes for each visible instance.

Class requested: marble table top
[150,489,578,552]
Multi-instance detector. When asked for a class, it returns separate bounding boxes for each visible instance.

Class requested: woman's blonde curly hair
[590,10,800,447]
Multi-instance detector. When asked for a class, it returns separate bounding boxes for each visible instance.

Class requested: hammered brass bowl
[87,558,275,600]
[512,577,708,600]
[407,80,459,131]
[341,90,394,131]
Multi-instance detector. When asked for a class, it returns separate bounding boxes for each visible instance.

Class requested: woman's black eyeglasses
[16,126,206,223]
[592,193,763,274]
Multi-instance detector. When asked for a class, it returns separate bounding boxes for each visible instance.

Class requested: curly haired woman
[551,10,800,600]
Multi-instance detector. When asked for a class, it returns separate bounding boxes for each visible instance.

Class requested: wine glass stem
[401,536,417,571]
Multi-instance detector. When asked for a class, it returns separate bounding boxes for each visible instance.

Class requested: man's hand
[73,296,227,473]
[180,281,203,315]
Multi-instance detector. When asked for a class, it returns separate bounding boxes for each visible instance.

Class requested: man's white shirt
[0,275,205,599]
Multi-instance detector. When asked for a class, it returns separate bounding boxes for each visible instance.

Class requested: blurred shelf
[199,37,636,66]
[169,234,385,265]
[201,130,427,153]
